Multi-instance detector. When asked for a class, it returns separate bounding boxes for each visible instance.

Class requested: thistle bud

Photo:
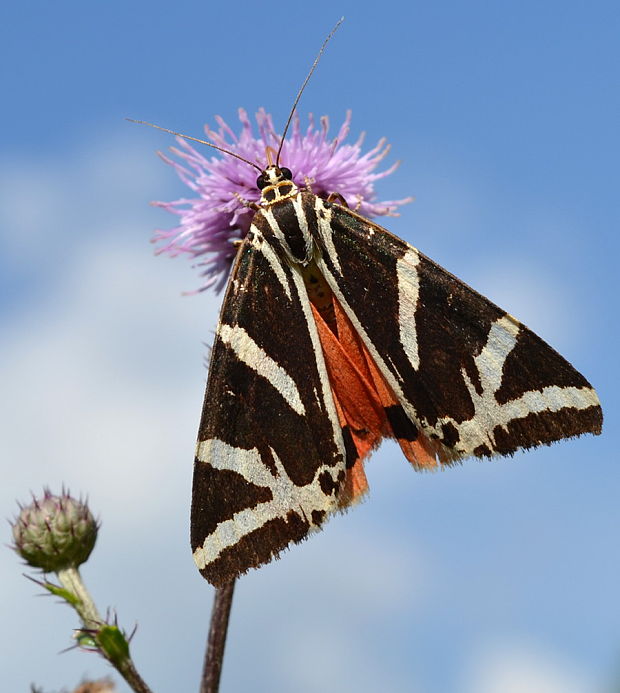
[11,489,98,572]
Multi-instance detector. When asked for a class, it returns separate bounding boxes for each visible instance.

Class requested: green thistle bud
[11,489,98,572]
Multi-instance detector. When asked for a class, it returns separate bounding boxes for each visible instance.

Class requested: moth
[139,24,602,587]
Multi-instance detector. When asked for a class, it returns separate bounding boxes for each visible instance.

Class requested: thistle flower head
[11,489,98,572]
[154,109,412,292]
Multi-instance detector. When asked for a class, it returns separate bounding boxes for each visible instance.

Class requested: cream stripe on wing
[292,194,313,262]
[218,324,305,416]
[315,198,342,275]
[193,442,342,569]
[249,227,292,300]
[434,314,600,454]
[397,248,421,370]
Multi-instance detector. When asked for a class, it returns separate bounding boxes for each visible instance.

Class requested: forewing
[191,230,347,587]
[313,199,602,462]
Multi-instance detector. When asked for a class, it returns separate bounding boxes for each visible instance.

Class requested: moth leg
[232,192,260,210]
[325,191,363,211]
[326,192,349,207]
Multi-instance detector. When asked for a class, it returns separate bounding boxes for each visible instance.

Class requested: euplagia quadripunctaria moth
[190,161,602,587]
[171,23,603,587]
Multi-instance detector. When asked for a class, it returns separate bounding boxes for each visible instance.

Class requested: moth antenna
[275,17,344,168]
[126,118,263,172]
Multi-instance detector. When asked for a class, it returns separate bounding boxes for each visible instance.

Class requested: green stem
[57,567,154,693]
[57,566,102,630]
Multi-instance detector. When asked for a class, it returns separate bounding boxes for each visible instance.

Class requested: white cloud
[278,625,424,693]
[0,230,219,516]
[0,131,223,514]
[462,641,595,693]
[221,526,430,693]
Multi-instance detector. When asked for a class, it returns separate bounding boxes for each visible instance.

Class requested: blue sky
[1,1,618,692]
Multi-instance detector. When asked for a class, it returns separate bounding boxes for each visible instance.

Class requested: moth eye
[280,167,293,180]
[256,174,267,189]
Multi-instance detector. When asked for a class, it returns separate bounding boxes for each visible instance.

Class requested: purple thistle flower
[154,109,412,292]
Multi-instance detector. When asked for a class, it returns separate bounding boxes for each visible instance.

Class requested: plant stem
[200,580,236,693]
[57,566,102,630]
[57,567,154,693]
[115,659,154,693]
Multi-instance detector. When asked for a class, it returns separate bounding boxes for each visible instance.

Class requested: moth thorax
[260,179,299,205]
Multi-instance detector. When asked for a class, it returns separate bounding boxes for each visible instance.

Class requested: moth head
[256,165,297,204]
[256,165,293,190]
